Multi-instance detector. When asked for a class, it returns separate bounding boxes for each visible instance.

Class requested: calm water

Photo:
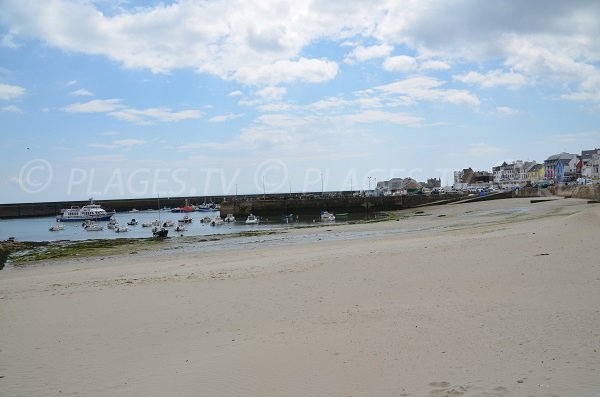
[0,210,372,242]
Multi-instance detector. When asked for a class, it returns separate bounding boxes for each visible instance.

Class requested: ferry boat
[56,200,115,222]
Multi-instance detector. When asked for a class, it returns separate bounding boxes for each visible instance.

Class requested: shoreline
[1,197,599,396]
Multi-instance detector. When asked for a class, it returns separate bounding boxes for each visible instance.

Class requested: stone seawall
[549,184,600,201]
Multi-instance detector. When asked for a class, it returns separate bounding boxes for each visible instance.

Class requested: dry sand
[1,198,599,397]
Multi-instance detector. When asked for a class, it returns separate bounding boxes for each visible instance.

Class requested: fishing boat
[171,199,194,213]
[127,218,139,226]
[245,214,259,224]
[56,199,115,222]
[48,223,64,231]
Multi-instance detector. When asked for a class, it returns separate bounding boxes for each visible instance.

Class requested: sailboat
[153,195,169,237]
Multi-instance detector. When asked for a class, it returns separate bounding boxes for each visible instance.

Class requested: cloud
[87,139,145,150]
[63,99,122,113]
[373,76,481,107]
[234,58,338,85]
[335,110,422,125]
[383,56,417,72]
[256,86,287,101]
[69,88,93,96]
[420,60,451,70]
[62,99,202,124]
[468,143,502,157]
[208,112,244,123]
[345,44,393,63]
[108,108,203,125]
[0,82,25,100]
[228,90,243,97]
[453,69,526,89]
[496,106,519,116]
[2,104,23,113]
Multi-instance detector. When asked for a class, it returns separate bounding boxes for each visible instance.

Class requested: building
[453,168,493,190]
[492,160,537,188]
[376,177,422,195]
[527,163,545,183]
[581,149,600,179]
[544,152,579,182]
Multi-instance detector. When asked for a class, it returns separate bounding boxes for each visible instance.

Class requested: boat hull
[56,213,115,222]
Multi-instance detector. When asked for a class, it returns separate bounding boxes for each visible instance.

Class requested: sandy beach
[1,197,599,397]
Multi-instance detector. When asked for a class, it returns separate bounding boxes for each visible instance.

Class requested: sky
[1,0,600,203]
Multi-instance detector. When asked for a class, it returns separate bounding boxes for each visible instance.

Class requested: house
[527,163,545,183]
[377,177,423,195]
[581,149,600,179]
[454,168,493,190]
[544,152,579,182]
[492,160,537,188]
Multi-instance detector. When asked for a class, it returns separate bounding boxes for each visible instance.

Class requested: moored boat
[48,223,64,231]
[245,214,259,224]
[320,211,335,221]
[57,199,115,222]
[224,214,235,223]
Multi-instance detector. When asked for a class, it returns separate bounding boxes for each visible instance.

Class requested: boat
[152,226,169,237]
[127,218,139,226]
[153,195,169,237]
[178,216,193,224]
[107,218,118,229]
[48,223,64,231]
[320,211,335,222]
[224,214,235,223]
[211,217,224,226]
[56,199,115,222]
[115,226,130,233]
[162,220,175,228]
[171,199,194,213]
[200,216,212,224]
[129,208,139,213]
[174,225,187,232]
[142,220,160,227]
[83,221,103,231]
[245,214,259,224]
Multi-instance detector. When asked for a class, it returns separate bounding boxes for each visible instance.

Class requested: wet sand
[1,198,599,396]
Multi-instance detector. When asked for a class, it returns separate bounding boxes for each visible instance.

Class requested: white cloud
[496,106,519,116]
[63,99,122,113]
[2,104,23,113]
[0,83,25,100]
[1,33,20,48]
[208,113,243,123]
[420,60,451,70]
[454,69,526,89]
[108,108,203,125]
[335,110,422,125]
[234,58,338,85]
[256,86,287,101]
[228,90,243,97]
[373,76,481,107]
[69,88,93,96]
[88,139,145,150]
[383,55,417,72]
[468,143,501,157]
[345,44,393,63]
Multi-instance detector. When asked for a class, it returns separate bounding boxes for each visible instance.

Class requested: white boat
[142,219,160,227]
[107,218,118,230]
[320,211,335,221]
[175,225,187,232]
[127,218,139,226]
[245,214,259,224]
[162,220,175,228]
[115,226,130,233]
[129,208,139,213]
[224,214,235,223]
[57,199,115,222]
[178,215,193,224]
[200,216,212,224]
[48,223,64,231]
[83,221,103,231]
[211,217,224,226]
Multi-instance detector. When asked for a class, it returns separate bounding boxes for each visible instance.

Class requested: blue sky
[1,0,599,203]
